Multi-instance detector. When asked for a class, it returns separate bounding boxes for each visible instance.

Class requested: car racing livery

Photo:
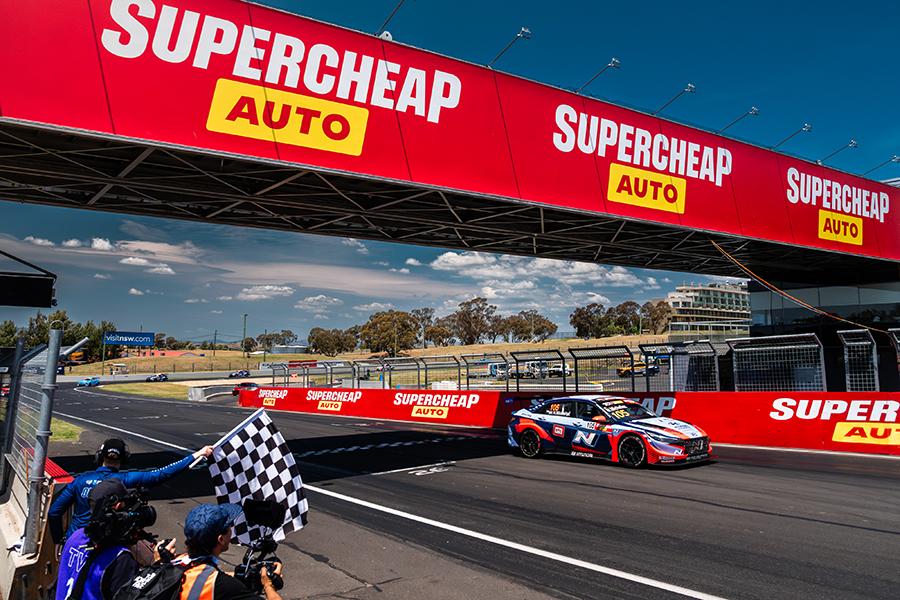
[508,395,710,467]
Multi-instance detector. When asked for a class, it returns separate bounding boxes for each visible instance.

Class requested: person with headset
[49,437,214,549]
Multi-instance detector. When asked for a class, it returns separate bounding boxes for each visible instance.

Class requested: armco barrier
[241,388,899,456]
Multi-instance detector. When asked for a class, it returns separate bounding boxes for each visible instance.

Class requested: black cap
[99,438,127,461]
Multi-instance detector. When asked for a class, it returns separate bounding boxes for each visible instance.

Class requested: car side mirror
[592,415,607,422]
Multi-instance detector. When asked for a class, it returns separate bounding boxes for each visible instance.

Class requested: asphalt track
[46,382,900,600]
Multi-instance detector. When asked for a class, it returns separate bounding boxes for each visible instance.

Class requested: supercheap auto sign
[2,0,898,261]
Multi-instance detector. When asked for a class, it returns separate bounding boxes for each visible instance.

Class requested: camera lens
[134,505,157,528]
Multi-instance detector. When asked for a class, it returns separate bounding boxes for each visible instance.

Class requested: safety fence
[266,331,888,394]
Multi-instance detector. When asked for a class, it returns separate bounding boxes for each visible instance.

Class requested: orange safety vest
[177,563,218,600]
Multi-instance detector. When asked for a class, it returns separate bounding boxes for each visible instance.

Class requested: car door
[570,401,613,456]
[531,401,576,451]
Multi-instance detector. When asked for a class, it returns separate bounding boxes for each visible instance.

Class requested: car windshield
[600,401,657,422]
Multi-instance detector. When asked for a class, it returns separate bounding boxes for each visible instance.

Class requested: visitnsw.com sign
[1,0,898,261]
[103,331,155,346]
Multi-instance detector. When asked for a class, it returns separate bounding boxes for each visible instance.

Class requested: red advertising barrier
[1,0,897,262]
[241,388,900,456]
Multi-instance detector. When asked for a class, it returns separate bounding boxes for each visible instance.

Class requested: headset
[94,438,131,466]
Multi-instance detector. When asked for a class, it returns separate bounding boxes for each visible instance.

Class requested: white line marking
[54,412,189,452]
[307,484,729,600]
[62,416,728,599]
[367,461,456,476]
[715,442,900,460]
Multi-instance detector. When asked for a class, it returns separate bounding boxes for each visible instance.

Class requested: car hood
[628,417,705,439]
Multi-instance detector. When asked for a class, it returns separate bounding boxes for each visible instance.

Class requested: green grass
[102,382,191,400]
[51,418,83,442]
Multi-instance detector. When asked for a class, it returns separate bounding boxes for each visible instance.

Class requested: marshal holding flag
[208,408,308,544]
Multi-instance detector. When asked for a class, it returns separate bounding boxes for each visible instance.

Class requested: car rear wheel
[519,429,541,458]
[617,435,646,468]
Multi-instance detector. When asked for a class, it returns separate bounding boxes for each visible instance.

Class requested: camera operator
[49,438,214,548]
[172,503,283,600]
[56,478,175,600]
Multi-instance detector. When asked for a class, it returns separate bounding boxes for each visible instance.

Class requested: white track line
[56,415,729,600]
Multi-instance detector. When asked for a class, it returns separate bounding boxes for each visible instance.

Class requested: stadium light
[575,58,620,93]
[487,27,531,68]
[773,123,812,149]
[716,106,759,134]
[817,140,857,165]
[862,155,900,176]
[652,84,695,116]
[375,0,416,38]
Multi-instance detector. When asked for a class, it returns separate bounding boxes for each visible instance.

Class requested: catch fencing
[265,331,893,395]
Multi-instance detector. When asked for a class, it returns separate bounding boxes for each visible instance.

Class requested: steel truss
[0,120,890,283]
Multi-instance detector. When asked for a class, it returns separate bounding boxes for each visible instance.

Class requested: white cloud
[314,314,329,320]
[146,266,176,275]
[210,310,223,314]
[405,258,422,266]
[216,296,233,301]
[373,261,389,266]
[294,294,344,313]
[352,302,394,312]
[24,236,54,246]
[62,239,83,247]
[185,298,210,303]
[389,268,409,274]
[236,285,295,301]
[342,238,369,254]
[128,288,145,296]
[93,273,111,279]
[92,238,115,251]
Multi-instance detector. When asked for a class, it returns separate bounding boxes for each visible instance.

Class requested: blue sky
[2,0,899,343]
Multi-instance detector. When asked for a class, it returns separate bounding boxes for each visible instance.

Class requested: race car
[76,376,101,387]
[229,370,251,378]
[616,362,659,377]
[232,382,258,396]
[145,373,169,382]
[508,395,710,467]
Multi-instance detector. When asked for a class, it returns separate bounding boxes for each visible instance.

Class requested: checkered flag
[209,408,308,545]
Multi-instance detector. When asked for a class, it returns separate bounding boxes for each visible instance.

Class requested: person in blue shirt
[49,437,213,548]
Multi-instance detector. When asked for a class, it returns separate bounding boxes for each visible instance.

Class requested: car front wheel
[518,429,541,458]
[617,435,646,468]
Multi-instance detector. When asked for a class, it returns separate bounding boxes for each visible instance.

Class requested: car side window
[576,402,600,420]
[541,401,573,417]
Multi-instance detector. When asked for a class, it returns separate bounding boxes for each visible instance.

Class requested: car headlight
[643,430,678,443]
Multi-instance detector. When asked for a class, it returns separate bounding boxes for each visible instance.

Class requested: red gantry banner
[241,388,899,456]
[1,0,898,261]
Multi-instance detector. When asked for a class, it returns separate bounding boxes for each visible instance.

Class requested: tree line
[0,310,117,361]
[305,297,671,357]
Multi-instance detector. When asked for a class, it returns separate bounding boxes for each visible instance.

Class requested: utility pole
[213,330,217,357]
[263,329,267,363]
[242,314,248,358]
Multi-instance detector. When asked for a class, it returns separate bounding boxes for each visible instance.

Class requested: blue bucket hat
[184,503,243,548]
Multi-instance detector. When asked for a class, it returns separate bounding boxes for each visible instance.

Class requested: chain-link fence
[887,329,900,380]
[639,342,720,392]
[728,334,826,392]
[567,346,632,393]
[461,353,510,391]
[508,349,569,392]
[837,330,879,392]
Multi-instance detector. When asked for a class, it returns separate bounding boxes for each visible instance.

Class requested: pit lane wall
[240,388,900,456]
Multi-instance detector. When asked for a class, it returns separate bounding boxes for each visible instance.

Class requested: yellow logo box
[262,397,276,407]
[318,400,343,411]
[607,163,686,214]
[832,422,899,445]
[207,79,369,156]
[818,210,863,246]
[411,406,448,419]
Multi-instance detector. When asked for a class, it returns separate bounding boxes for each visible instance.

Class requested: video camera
[233,499,285,594]
[84,487,157,549]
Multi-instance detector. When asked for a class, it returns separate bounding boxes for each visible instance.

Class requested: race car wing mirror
[592,415,607,422]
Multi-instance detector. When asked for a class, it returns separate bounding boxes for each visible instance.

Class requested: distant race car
[76,376,101,387]
[232,382,258,396]
[145,373,169,382]
[1,385,9,397]
[229,370,251,378]
[616,362,660,377]
[508,395,710,468]
[548,364,572,377]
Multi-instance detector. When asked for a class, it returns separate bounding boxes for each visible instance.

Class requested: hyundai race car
[508,395,710,467]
